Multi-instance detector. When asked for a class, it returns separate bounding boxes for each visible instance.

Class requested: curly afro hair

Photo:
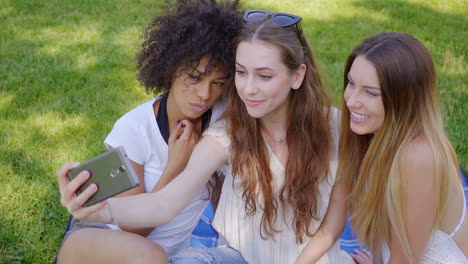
[136,0,242,95]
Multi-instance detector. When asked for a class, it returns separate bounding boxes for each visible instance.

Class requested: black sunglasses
[243,9,302,27]
[243,10,306,49]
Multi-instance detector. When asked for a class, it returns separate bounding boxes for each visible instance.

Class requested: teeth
[351,112,369,119]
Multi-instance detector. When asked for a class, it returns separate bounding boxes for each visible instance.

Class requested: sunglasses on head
[243,9,302,27]
[243,10,306,49]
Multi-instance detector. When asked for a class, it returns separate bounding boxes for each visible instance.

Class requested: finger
[61,170,90,205]
[351,254,366,264]
[67,183,98,213]
[169,122,183,145]
[353,250,366,258]
[363,249,373,258]
[178,120,194,140]
[74,200,107,221]
[350,253,361,262]
[57,162,80,194]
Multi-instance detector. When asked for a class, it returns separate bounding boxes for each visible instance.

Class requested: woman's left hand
[165,120,200,178]
[350,249,373,264]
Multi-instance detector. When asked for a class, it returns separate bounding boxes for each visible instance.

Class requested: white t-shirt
[103,96,225,257]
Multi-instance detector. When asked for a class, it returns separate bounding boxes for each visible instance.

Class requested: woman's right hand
[57,162,108,221]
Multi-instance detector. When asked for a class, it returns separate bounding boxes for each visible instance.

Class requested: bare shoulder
[203,134,227,151]
[403,137,436,186]
[198,135,229,163]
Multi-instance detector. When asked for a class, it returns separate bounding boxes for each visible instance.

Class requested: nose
[345,88,361,109]
[243,76,258,95]
[195,81,210,101]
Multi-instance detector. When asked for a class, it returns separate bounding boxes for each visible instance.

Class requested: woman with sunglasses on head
[339,32,468,264]
[56,0,242,263]
[57,9,354,264]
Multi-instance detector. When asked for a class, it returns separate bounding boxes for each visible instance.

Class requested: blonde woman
[339,32,467,263]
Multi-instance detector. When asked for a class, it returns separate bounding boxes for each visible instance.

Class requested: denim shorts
[169,246,248,264]
[57,217,114,251]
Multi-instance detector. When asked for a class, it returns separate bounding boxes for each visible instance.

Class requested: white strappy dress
[381,182,468,263]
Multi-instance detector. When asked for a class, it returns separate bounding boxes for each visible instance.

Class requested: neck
[260,102,289,142]
[260,115,288,144]
[260,107,289,165]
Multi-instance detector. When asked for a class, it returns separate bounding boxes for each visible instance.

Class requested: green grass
[0,0,466,262]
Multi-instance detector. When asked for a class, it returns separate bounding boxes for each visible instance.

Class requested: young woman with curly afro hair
[56,0,242,263]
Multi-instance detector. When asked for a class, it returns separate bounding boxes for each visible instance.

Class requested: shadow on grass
[0,0,466,262]
[1,1,163,262]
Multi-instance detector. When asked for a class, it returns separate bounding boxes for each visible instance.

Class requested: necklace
[262,128,286,145]
[262,127,288,165]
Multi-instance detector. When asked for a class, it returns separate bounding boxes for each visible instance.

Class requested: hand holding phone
[67,146,139,207]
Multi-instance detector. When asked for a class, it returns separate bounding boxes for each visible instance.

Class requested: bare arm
[59,135,227,228]
[388,139,437,264]
[295,179,347,264]
[116,159,155,236]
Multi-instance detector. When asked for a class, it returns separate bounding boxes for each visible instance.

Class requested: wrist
[100,200,118,225]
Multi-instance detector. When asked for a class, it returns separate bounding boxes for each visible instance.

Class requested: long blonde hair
[226,18,333,243]
[338,32,460,262]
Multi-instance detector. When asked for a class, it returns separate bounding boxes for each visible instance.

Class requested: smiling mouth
[351,111,369,121]
[190,103,208,112]
[245,99,265,106]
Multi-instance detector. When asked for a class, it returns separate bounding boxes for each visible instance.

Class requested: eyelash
[348,81,379,96]
[366,90,377,96]
[235,70,272,81]
[259,75,271,80]
[188,74,200,81]
[235,70,246,76]
[213,82,225,87]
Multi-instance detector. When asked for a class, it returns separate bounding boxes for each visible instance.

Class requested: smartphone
[67,146,140,207]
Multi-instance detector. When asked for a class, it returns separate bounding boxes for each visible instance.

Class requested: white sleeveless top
[203,109,354,264]
[381,182,467,263]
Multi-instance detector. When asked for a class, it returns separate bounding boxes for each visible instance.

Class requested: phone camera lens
[119,166,126,173]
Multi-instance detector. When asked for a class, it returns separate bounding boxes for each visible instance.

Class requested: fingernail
[90,184,98,191]
[80,170,90,179]
[176,120,181,126]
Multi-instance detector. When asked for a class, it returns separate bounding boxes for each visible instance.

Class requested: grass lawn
[0,0,466,262]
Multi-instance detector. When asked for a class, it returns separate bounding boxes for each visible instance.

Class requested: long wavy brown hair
[225,18,333,243]
[338,32,459,262]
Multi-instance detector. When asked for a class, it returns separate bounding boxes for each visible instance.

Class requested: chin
[350,124,374,135]
[184,109,206,119]
[183,113,202,121]
[245,108,265,119]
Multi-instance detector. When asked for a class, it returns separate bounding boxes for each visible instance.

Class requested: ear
[291,64,306,90]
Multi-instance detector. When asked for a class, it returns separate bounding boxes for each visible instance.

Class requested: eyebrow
[236,62,275,72]
[193,69,230,80]
[347,73,380,90]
